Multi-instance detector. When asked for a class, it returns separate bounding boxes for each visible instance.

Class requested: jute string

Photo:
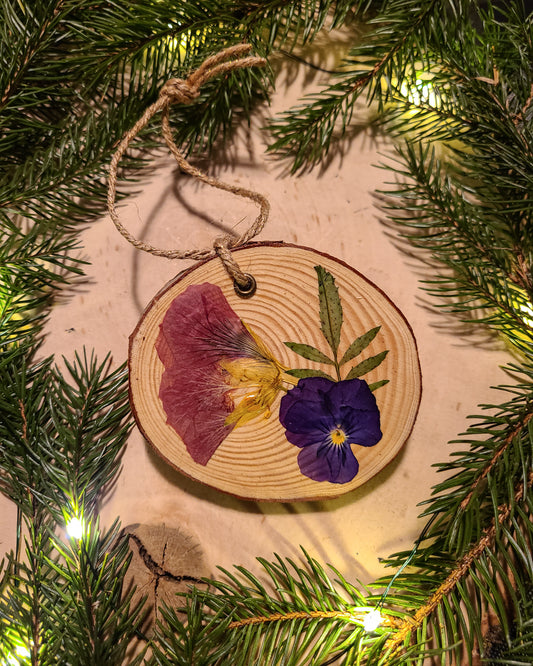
[107,44,269,291]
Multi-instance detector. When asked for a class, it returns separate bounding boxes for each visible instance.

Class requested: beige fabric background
[0,49,513,591]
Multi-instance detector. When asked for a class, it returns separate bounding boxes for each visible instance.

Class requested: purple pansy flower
[279,377,382,484]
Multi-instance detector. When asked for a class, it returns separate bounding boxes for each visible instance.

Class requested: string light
[66,515,84,539]
[507,286,533,331]
[347,607,385,633]
[516,300,533,328]
[385,64,444,131]
[163,27,209,54]
[362,608,383,633]
[4,645,30,665]
[399,72,439,109]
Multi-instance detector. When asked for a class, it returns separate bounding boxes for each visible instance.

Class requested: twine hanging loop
[159,78,201,104]
[107,44,268,294]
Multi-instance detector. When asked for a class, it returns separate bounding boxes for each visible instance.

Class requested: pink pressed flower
[156,283,287,465]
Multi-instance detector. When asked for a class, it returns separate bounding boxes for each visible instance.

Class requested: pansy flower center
[330,427,347,446]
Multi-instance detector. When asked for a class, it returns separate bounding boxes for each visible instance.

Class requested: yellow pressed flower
[221,358,284,426]
[221,323,294,427]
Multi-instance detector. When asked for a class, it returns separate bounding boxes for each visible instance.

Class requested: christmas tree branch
[384,469,533,659]
[228,609,355,629]
[0,352,142,663]
[268,0,448,170]
[0,0,67,110]
[459,410,533,512]
[2,1,533,664]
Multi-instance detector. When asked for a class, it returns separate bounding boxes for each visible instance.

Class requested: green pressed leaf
[345,351,389,380]
[284,341,334,365]
[315,265,343,356]
[286,368,336,381]
[368,379,390,392]
[339,326,381,366]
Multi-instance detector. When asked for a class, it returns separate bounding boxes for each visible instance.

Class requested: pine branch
[1,522,64,664]
[416,366,533,553]
[2,1,533,664]
[149,550,396,665]
[45,518,146,664]
[231,0,368,50]
[0,0,68,111]
[378,470,533,663]
[379,141,533,358]
[0,349,137,663]
[377,2,533,354]
[267,0,454,171]
[46,351,132,516]
[0,350,130,520]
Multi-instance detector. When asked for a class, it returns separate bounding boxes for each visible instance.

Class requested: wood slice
[129,242,422,501]
[124,524,208,636]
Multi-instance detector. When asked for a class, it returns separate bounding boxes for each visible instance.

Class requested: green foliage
[268,0,459,170]
[370,486,533,665]
[285,342,335,365]
[0,351,130,524]
[316,265,344,357]
[285,266,388,382]
[345,351,388,380]
[339,327,381,366]
[419,362,533,551]
[149,550,392,666]
[1,0,533,664]
[0,352,139,664]
[47,519,146,665]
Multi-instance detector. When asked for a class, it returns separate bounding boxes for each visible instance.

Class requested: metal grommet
[234,273,257,298]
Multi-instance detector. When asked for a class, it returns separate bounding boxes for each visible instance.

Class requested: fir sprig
[379,140,533,357]
[150,550,395,666]
[418,363,533,554]
[267,0,449,171]
[0,352,130,523]
[0,351,140,664]
[2,1,533,664]
[372,469,533,665]
[227,0,369,51]
[46,518,146,664]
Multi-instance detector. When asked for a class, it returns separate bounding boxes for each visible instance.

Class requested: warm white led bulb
[5,645,30,665]
[15,646,30,658]
[66,516,83,539]
[363,609,383,633]
[518,301,533,327]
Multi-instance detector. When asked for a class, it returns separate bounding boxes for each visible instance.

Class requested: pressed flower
[279,377,382,484]
[156,283,287,465]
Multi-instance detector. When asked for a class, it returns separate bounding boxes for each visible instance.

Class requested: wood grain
[129,242,422,501]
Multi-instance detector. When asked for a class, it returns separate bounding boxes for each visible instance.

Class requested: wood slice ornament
[108,46,422,503]
[129,243,421,501]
